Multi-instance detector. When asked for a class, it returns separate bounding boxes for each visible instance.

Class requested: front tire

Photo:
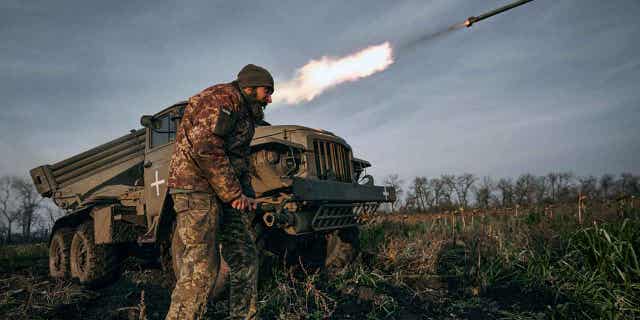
[49,228,74,279]
[69,222,121,287]
[325,227,360,273]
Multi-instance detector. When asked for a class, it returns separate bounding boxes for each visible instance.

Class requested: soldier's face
[254,86,273,106]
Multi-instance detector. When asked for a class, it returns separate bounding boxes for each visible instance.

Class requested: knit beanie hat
[237,64,274,91]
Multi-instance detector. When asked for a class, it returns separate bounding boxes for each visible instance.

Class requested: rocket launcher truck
[30,101,395,286]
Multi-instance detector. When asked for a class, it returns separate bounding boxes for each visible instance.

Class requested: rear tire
[70,222,121,287]
[49,228,74,279]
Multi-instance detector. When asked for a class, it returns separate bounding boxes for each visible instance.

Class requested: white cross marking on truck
[382,187,389,201]
[150,170,165,197]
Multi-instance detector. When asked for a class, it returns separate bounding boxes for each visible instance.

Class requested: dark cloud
[1,0,639,182]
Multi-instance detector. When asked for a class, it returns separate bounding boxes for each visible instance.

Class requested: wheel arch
[49,205,95,245]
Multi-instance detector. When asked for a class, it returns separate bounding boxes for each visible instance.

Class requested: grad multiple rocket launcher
[31,101,395,286]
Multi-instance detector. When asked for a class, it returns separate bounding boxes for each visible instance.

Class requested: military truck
[30,101,395,287]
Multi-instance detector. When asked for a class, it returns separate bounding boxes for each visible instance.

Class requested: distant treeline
[2,171,638,243]
[382,172,640,213]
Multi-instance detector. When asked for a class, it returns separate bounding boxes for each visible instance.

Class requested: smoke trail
[397,21,466,54]
[273,42,394,105]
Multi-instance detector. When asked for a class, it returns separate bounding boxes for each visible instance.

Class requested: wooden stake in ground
[578,193,587,225]
[451,211,456,240]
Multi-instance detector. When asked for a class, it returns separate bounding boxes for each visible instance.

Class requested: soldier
[165,64,274,320]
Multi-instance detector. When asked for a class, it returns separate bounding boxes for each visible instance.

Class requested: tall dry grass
[256,203,639,319]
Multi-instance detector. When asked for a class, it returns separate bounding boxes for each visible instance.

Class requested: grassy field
[1,204,638,319]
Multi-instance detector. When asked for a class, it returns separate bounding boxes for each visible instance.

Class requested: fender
[49,205,95,245]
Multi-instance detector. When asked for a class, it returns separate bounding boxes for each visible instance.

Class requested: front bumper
[289,178,396,203]
[263,178,395,234]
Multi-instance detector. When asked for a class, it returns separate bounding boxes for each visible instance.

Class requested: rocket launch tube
[465,0,534,27]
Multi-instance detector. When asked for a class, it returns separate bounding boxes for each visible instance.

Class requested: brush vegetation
[254,204,640,319]
[1,204,638,319]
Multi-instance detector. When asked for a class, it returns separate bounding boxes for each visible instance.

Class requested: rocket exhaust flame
[273,42,394,104]
[272,1,534,105]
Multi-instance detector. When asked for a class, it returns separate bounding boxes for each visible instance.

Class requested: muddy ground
[0,244,519,320]
[1,253,173,320]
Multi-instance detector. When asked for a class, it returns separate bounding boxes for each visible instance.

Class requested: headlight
[253,146,303,177]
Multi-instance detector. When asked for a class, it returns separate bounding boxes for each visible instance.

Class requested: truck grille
[313,140,352,183]
[311,203,381,231]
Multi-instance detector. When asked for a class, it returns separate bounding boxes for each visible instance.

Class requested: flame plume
[273,42,394,105]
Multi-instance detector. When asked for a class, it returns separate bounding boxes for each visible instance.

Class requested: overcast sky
[1,0,639,184]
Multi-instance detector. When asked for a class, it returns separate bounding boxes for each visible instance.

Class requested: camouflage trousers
[165,193,259,320]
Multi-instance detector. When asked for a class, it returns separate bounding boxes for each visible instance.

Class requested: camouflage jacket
[167,81,256,203]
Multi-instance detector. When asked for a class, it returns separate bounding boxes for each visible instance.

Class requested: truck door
[143,112,176,226]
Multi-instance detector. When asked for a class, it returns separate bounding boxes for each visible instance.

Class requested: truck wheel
[325,227,361,273]
[69,222,121,287]
[49,227,74,279]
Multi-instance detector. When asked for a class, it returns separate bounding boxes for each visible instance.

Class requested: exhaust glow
[273,42,394,104]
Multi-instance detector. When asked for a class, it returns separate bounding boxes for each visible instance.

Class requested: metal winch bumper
[311,202,380,231]
[259,178,394,234]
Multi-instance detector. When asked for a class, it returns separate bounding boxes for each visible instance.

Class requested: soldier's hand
[231,194,257,212]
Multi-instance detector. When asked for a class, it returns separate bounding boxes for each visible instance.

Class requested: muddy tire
[325,227,360,272]
[49,227,74,279]
[69,222,121,287]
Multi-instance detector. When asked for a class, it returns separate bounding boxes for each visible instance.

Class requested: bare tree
[383,174,404,213]
[13,177,42,241]
[496,178,514,207]
[578,176,598,200]
[533,176,548,204]
[31,212,50,242]
[42,201,64,230]
[474,176,494,209]
[514,174,538,206]
[410,176,431,212]
[454,173,477,209]
[0,217,5,244]
[600,174,615,200]
[429,178,447,210]
[547,172,559,202]
[403,190,418,212]
[440,174,457,208]
[557,172,575,202]
[0,176,20,244]
[619,173,640,197]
